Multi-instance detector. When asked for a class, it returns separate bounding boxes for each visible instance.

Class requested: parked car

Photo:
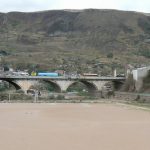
[116,74,125,77]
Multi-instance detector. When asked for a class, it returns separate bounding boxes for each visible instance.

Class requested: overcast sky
[0,0,150,13]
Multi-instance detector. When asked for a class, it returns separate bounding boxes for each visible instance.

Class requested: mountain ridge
[0,9,149,73]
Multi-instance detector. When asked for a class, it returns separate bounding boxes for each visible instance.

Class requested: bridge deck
[0,76,126,80]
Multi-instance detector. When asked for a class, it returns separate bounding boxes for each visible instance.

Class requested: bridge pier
[92,81,108,91]
[15,80,39,93]
[55,80,75,92]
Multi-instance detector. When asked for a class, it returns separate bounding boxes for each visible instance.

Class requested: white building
[132,66,150,81]
[132,66,150,91]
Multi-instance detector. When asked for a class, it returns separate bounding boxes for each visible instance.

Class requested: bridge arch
[112,80,124,90]
[66,80,98,94]
[43,80,62,93]
[0,79,21,90]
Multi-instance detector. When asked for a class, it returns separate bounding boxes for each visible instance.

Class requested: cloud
[57,0,150,13]
[57,0,121,9]
[0,0,58,12]
[0,0,150,13]
[119,0,150,13]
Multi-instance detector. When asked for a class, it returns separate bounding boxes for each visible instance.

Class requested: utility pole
[34,90,38,103]
[8,93,11,103]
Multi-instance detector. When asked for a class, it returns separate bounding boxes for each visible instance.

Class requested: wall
[132,66,150,91]
[115,92,150,102]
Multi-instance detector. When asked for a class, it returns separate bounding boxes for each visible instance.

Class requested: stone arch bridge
[0,76,125,93]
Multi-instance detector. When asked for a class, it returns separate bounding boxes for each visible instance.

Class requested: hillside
[0,9,150,74]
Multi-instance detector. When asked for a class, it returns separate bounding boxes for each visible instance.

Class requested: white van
[12,71,29,76]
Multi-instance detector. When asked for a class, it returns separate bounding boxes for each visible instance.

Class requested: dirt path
[0,103,150,150]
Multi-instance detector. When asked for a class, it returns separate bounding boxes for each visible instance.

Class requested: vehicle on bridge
[12,71,29,76]
[31,71,37,76]
[116,74,125,77]
[37,72,59,77]
[82,73,98,77]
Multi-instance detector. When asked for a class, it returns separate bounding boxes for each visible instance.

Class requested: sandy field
[0,103,150,150]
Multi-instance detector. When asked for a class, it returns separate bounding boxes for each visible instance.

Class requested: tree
[107,52,113,58]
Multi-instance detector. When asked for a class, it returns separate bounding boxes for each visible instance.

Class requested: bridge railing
[0,75,126,80]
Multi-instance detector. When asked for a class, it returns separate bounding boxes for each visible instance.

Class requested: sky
[0,0,150,13]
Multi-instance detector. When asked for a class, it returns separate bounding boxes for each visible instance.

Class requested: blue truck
[37,72,59,77]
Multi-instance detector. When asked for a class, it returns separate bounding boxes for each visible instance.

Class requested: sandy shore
[0,103,150,150]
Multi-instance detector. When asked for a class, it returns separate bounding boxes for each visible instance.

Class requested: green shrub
[0,85,7,92]
[16,89,24,94]
[107,52,113,58]
[139,49,150,58]
[0,93,8,101]
[49,95,55,99]
[56,95,65,100]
